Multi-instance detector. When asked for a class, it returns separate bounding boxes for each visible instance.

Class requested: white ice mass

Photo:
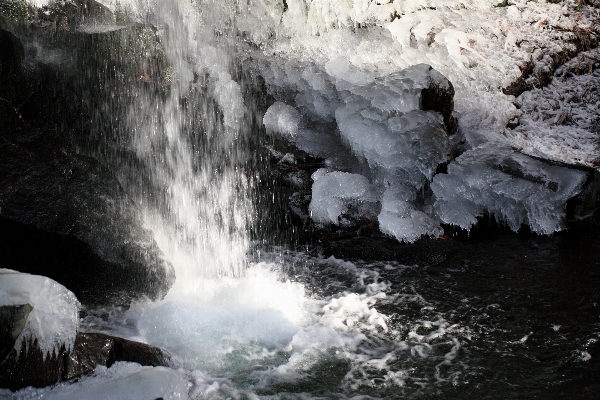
[254,0,598,239]
[431,145,589,234]
[0,269,80,359]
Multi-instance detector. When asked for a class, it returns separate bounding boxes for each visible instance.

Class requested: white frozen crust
[0,269,80,360]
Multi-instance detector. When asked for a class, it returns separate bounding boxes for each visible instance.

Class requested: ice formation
[379,186,444,243]
[506,48,600,168]
[0,269,80,359]
[75,0,598,240]
[431,145,588,234]
[263,101,302,138]
[309,169,380,226]
[264,63,451,241]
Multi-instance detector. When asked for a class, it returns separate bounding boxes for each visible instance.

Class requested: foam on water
[69,253,471,398]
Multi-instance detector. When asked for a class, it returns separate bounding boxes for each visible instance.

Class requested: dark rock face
[0,304,33,363]
[421,73,455,128]
[0,126,175,306]
[0,331,172,391]
[0,28,25,125]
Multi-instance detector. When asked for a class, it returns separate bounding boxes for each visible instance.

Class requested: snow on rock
[4,362,188,400]
[0,269,80,360]
[431,145,588,234]
[505,48,600,168]
[310,169,380,226]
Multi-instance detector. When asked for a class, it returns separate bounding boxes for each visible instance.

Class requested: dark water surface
[310,225,600,399]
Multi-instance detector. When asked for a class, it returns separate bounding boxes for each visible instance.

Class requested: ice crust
[506,48,600,168]
[6,363,188,400]
[0,269,80,359]
[264,63,451,241]
[431,145,588,234]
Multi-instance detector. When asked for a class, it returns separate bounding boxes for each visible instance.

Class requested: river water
[69,224,599,399]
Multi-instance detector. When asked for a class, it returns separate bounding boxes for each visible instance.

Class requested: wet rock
[0,127,175,306]
[0,304,33,363]
[0,0,28,27]
[0,331,172,391]
[567,167,600,225]
[64,332,173,380]
[0,339,69,391]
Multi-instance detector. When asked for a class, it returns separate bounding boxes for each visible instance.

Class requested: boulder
[64,332,173,380]
[0,331,173,391]
[0,271,173,391]
[0,127,175,306]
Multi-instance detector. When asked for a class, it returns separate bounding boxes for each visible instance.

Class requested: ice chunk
[263,101,302,138]
[378,186,443,243]
[309,169,379,226]
[431,146,588,234]
[0,269,80,359]
[336,105,449,186]
[333,64,451,187]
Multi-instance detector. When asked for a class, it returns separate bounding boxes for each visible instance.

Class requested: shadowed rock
[0,331,172,391]
[0,304,32,364]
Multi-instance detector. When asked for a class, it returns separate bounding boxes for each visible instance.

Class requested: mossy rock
[0,0,28,28]
[74,24,166,82]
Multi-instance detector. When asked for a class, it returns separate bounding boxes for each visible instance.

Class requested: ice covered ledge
[0,270,176,392]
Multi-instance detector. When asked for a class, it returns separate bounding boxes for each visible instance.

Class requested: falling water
[121,0,253,298]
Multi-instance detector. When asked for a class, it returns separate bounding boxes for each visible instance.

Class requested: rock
[75,0,114,25]
[421,70,455,128]
[64,332,173,380]
[567,167,600,225]
[0,127,175,306]
[0,304,32,363]
[0,331,172,391]
[0,339,69,391]
[0,0,28,27]
[0,271,172,391]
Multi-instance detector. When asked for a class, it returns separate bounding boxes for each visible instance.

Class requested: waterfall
[121,0,254,298]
